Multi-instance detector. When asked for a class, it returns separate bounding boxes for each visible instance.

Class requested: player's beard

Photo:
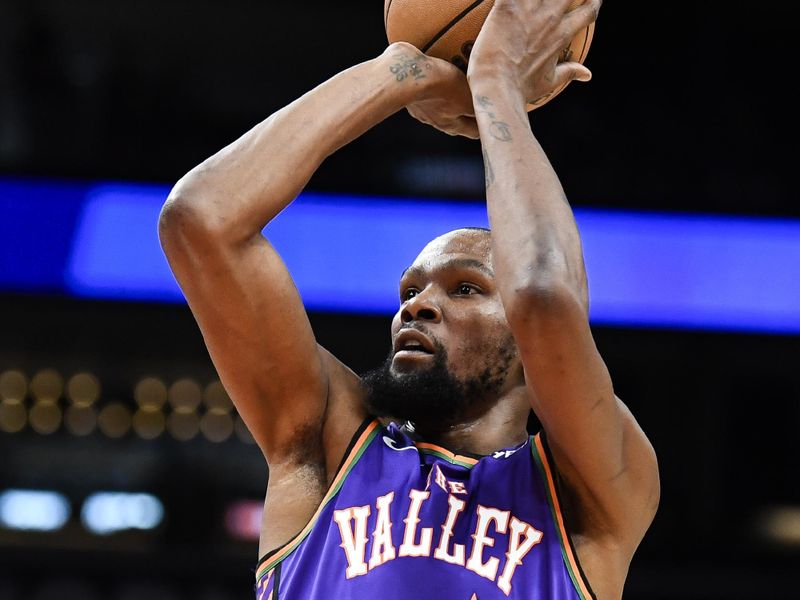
[361,338,516,428]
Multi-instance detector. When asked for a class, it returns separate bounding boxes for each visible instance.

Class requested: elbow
[158,174,234,253]
[158,184,188,237]
[500,238,589,323]
[643,439,661,521]
[158,182,201,253]
[502,275,587,329]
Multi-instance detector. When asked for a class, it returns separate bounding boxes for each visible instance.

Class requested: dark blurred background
[0,1,798,599]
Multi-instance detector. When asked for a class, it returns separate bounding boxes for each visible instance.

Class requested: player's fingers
[458,101,476,119]
[562,0,601,34]
[553,62,592,88]
[454,116,479,139]
[434,115,477,139]
[407,106,432,126]
[550,0,581,15]
[440,66,476,118]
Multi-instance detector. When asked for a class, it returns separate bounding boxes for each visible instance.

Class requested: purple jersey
[255,419,595,599]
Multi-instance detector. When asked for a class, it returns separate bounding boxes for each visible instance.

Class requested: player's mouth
[392,329,436,359]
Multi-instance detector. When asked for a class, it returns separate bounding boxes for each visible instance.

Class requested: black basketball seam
[384,0,395,29]
[422,0,487,54]
[577,23,592,62]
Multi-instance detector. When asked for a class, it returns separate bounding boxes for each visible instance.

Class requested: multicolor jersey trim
[531,433,597,600]
[255,569,274,600]
[255,418,382,581]
[414,442,479,468]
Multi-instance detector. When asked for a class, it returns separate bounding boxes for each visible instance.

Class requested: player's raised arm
[158,44,476,466]
[468,0,659,583]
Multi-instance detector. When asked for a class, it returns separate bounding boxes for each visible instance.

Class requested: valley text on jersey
[255,419,595,600]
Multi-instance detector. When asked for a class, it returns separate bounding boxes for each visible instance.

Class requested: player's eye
[456,283,479,295]
[401,288,419,302]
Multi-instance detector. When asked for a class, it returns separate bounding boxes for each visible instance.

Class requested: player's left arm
[467,0,660,556]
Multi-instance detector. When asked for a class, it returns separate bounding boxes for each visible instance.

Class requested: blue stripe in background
[2,177,799,334]
[0,178,89,294]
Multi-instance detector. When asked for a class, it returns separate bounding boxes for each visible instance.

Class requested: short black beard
[361,343,513,429]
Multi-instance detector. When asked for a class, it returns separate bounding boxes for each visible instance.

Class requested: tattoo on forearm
[489,121,512,142]
[390,53,429,81]
[475,95,495,118]
[482,148,495,188]
[474,95,513,142]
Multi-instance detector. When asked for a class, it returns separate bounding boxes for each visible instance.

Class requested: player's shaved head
[420,227,492,256]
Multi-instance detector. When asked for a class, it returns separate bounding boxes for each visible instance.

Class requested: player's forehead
[404,229,493,276]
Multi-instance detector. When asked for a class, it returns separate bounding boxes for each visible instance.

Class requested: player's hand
[383,42,478,139]
[467,0,599,106]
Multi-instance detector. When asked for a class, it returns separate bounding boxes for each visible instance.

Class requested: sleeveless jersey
[255,419,595,600]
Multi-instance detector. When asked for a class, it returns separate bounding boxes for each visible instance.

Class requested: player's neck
[410,388,530,456]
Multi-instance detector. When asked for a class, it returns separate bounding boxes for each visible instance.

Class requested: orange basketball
[384,0,595,109]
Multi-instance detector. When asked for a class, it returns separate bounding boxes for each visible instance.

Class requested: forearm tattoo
[476,95,494,115]
[474,95,512,142]
[389,53,429,81]
[489,121,512,142]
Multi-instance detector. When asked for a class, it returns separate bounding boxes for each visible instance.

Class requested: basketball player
[159,0,658,597]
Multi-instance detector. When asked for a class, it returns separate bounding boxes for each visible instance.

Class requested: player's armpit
[508,283,660,549]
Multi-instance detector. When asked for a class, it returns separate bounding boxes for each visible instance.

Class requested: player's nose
[401,290,442,324]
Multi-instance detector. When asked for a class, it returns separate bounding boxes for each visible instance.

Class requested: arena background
[1,1,798,598]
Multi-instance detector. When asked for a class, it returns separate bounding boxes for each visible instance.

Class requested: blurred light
[57,183,800,334]
[134,377,167,409]
[203,380,232,413]
[234,416,256,445]
[6,178,800,331]
[81,492,164,535]
[29,400,62,435]
[66,372,100,407]
[97,402,131,438]
[0,489,71,531]
[757,506,800,546]
[132,407,165,440]
[65,405,97,436]
[30,369,63,402]
[168,378,201,411]
[167,410,199,442]
[0,370,27,402]
[224,499,263,541]
[200,410,234,443]
[0,399,26,433]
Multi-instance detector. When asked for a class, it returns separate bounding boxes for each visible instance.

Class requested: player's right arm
[158,44,475,467]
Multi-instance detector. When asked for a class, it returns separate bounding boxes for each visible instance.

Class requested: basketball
[384,0,595,109]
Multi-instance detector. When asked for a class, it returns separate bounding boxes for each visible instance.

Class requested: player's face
[361,229,522,425]
[391,230,515,379]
